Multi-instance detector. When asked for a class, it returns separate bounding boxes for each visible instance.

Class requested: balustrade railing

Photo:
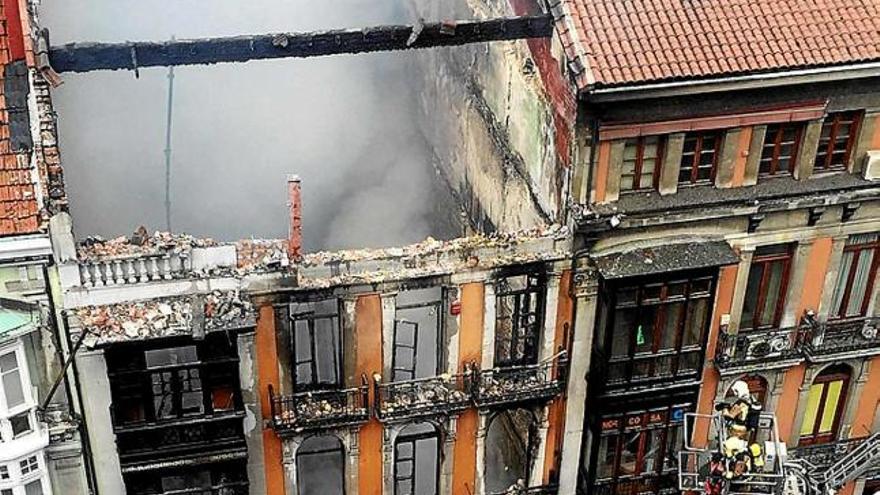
[472,352,568,408]
[374,372,472,421]
[714,324,809,370]
[79,251,191,286]
[113,412,246,463]
[801,317,880,358]
[269,375,370,433]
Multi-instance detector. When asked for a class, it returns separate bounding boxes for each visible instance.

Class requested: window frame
[601,274,715,388]
[391,288,444,383]
[799,367,851,446]
[295,435,346,495]
[759,123,804,176]
[620,136,664,192]
[393,423,440,495]
[741,245,794,331]
[289,299,343,392]
[0,345,32,417]
[678,131,721,185]
[830,234,880,320]
[814,111,863,172]
[494,269,547,368]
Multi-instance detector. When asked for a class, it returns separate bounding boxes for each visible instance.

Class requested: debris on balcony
[378,374,470,418]
[74,290,255,345]
[235,239,290,273]
[78,227,217,260]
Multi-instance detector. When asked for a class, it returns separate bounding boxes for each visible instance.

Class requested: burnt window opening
[495,270,546,368]
[741,244,794,330]
[107,334,243,427]
[394,423,440,495]
[124,461,248,495]
[290,299,342,391]
[600,274,714,389]
[485,408,538,494]
[393,287,444,382]
[296,435,346,495]
[590,404,690,495]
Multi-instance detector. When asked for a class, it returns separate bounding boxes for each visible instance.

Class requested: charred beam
[48,15,554,74]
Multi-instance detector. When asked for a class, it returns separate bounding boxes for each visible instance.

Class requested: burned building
[0,0,876,494]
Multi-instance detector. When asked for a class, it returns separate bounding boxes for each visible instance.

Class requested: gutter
[581,62,880,102]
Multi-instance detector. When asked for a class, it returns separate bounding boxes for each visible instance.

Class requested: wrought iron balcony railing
[789,436,875,471]
[801,317,880,359]
[269,375,370,433]
[113,412,247,464]
[714,324,808,371]
[472,352,568,408]
[157,482,249,495]
[488,484,559,495]
[374,372,472,421]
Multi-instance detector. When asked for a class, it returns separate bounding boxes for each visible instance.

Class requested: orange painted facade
[851,355,880,438]
[693,264,738,447]
[777,364,807,442]
[255,304,286,495]
[356,295,385,495]
[452,282,485,495]
[594,140,611,203]
[872,114,880,149]
[543,270,574,483]
[795,237,833,318]
[731,126,753,187]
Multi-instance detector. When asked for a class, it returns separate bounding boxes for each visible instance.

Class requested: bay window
[602,275,714,388]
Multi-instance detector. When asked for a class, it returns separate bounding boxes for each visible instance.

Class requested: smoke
[38,0,466,251]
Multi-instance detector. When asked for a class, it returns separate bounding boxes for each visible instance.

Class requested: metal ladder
[785,432,880,495]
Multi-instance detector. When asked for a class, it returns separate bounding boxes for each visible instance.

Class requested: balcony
[801,317,880,361]
[714,324,807,373]
[269,376,370,433]
[79,251,193,286]
[153,482,249,495]
[472,352,568,408]
[488,485,559,495]
[790,435,880,478]
[114,412,247,465]
[374,372,471,422]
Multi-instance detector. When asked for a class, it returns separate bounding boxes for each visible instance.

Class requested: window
[394,423,439,495]
[485,409,536,493]
[296,435,345,495]
[800,365,851,445]
[495,271,545,367]
[1,489,10,495]
[603,275,714,387]
[124,462,248,495]
[290,299,341,391]
[814,111,862,171]
[24,480,42,495]
[392,288,443,382]
[10,412,30,438]
[679,131,720,184]
[0,351,25,410]
[621,136,663,192]
[741,245,793,330]
[830,234,880,319]
[19,455,37,476]
[0,465,8,479]
[595,405,689,494]
[148,347,203,420]
[759,123,803,176]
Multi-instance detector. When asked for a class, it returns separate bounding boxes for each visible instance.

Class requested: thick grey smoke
[39,0,465,251]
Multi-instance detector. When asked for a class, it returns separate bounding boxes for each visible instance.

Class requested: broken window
[621,136,663,192]
[394,423,439,495]
[495,271,545,367]
[296,435,345,495]
[741,244,793,330]
[291,299,341,390]
[393,287,443,382]
[485,408,537,493]
[678,131,720,185]
[125,461,248,495]
[814,111,862,171]
[830,233,880,319]
[602,274,713,387]
[593,404,689,495]
[759,123,803,176]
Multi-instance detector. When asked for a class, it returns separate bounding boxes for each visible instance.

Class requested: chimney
[287,175,302,262]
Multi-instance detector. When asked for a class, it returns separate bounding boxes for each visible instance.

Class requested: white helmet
[730,380,750,399]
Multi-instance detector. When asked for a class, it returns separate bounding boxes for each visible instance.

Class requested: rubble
[379,374,470,417]
[235,239,289,273]
[78,228,217,260]
[203,290,255,331]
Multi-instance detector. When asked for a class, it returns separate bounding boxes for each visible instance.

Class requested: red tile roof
[557,0,880,89]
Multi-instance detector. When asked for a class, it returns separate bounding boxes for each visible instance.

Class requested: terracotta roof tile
[560,0,880,89]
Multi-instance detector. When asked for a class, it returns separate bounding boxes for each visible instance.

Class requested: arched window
[799,365,852,446]
[726,375,769,407]
[485,409,537,493]
[394,423,439,495]
[296,435,345,495]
